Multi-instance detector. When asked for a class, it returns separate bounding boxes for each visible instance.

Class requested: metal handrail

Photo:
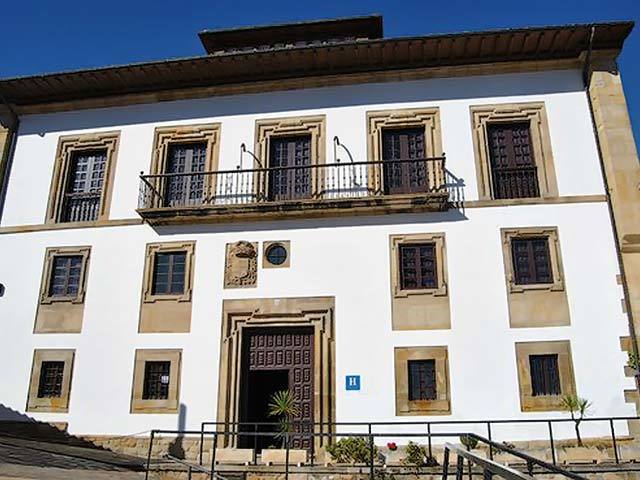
[443,442,534,480]
[139,156,447,179]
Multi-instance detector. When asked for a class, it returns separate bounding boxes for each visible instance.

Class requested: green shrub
[401,441,437,467]
[459,435,478,450]
[326,437,377,464]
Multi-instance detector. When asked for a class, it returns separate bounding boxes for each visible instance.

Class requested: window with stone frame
[27,349,74,413]
[511,237,553,285]
[47,132,120,224]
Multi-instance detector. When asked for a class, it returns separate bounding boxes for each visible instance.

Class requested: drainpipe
[582,25,640,391]
[0,90,20,224]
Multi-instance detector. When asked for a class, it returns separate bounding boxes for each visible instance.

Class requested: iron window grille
[511,237,553,285]
[37,361,65,398]
[142,361,171,400]
[408,359,437,401]
[152,251,187,295]
[529,354,561,396]
[399,243,437,290]
[48,255,83,297]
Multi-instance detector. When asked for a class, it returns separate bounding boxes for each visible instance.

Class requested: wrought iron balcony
[137,156,449,224]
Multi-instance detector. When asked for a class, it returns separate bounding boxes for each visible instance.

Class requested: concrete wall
[0,69,634,442]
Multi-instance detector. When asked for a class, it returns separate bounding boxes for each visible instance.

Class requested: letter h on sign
[346,375,360,391]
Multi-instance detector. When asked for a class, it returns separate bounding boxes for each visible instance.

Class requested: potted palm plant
[260,390,307,465]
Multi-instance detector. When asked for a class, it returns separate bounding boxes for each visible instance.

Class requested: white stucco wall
[0,69,634,444]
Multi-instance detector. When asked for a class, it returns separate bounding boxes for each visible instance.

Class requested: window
[487,122,539,199]
[408,359,436,401]
[47,132,119,224]
[399,243,437,290]
[511,237,553,285]
[36,247,91,333]
[48,255,83,297]
[131,349,181,413]
[529,354,561,396]
[255,116,325,202]
[470,103,558,201]
[164,142,207,207]
[152,251,187,295]
[515,341,576,411]
[140,242,195,333]
[37,361,65,398]
[148,124,220,209]
[263,241,291,268]
[268,135,312,201]
[142,361,171,400]
[367,108,442,196]
[394,346,450,415]
[27,349,74,412]
[62,150,108,222]
[382,128,427,195]
[390,233,450,331]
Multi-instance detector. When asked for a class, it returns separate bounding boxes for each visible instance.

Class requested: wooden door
[164,142,207,207]
[382,128,427,195]
[241,327,314,450]
[268,135,312,201]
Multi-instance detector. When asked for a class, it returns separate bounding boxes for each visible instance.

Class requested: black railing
[138,156,447,210]
[62,192,101,222]
[491,166,540,200]
[197,416,640,468]
[144,426,600,480]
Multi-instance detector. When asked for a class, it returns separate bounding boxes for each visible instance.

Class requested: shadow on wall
[150,202,469,237]
[18,70,584,135]
[168,403,187,459]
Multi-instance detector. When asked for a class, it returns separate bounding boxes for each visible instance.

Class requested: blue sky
[2,0,639,148]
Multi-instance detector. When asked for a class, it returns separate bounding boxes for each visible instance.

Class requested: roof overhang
[0,21,633,114]
[198,15,383,54]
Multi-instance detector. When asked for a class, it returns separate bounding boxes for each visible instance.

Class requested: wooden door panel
[243,328,314,449]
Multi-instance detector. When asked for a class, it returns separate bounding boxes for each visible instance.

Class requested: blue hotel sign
[345,375,360,391]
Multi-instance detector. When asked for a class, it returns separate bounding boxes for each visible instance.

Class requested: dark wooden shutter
[62,150,107,222]
[152,252,187,295]
[487,122,540,199]
[399,243,437,290]
[49,255,83,297]
[268,135,312,201]
[164,142,208,207]
[382,128,427,195]
[529,354,561,396]
[37,361,65,398]
[408,360,436,400]
[142,361,171,400]
[511,237,553,285]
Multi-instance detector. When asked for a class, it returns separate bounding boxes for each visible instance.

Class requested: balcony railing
[491,166,540,200]
[61,192,101,222]
[137,156,448,221]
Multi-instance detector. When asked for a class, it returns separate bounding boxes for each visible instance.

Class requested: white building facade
[0,17,639,449]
